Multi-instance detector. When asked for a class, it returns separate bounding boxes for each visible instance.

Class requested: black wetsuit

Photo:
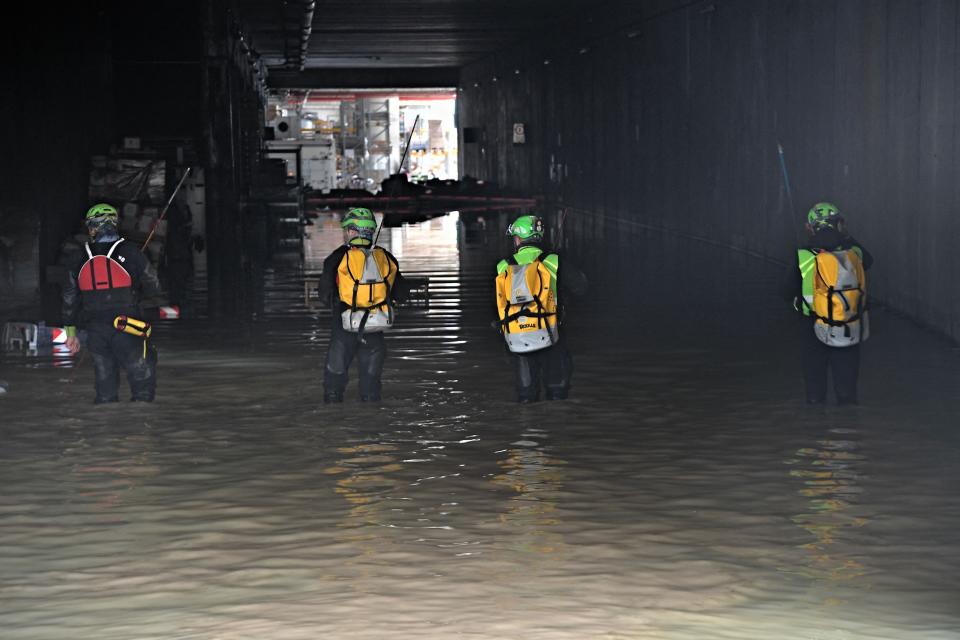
[317,244,409,402]
[783,229,873,405]
[63,236,163,403]
[499,243,588,403]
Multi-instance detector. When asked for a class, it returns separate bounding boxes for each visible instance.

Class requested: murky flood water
[2,213,959,639]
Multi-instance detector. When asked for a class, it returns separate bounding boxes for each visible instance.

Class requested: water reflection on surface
[788,427,869,594]
[1,213,958,639]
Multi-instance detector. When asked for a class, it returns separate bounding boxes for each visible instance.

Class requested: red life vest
[77,240,133,292]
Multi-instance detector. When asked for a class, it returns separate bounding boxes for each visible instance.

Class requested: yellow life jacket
[337,247,397,332]
[495,255,558,353]
[811,249,869,347]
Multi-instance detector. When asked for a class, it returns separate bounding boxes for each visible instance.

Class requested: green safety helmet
[341,207,376,228]
[506,214,544,241]
[807,202,842,230]
[85,203,119,227]
[342,207,377,245]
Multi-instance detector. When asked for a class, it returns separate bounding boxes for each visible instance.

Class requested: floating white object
[1,322,38,351]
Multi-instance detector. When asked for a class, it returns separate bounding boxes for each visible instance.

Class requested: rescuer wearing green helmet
[783,202,873,405]
[494,213,587,403]
[62,203,164,403]
[316,207,411,403]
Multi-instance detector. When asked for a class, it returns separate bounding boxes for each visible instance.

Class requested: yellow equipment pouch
[113,315,152,339]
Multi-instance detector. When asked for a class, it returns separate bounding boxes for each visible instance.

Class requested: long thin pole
[398,114,420,175]
[777,142,801,244]
[141,167,192,253]
[373,114,421,246]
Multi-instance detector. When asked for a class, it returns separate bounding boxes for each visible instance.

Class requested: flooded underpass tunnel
[2,2,960,639]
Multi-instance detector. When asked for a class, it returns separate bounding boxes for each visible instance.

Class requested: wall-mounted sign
[512,123,526,144]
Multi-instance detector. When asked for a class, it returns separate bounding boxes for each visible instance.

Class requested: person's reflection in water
[489,428,568,562]
[787,427,869,601]
[323,441,404,588]
[70,431,160,520]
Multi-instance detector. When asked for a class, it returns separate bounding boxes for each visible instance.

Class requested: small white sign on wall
[512,123,526,144]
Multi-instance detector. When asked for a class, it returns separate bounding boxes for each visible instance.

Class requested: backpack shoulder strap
[106,239,124,259]
[372,246,392,271]
[341,247,360,283]
[84,242,93,259]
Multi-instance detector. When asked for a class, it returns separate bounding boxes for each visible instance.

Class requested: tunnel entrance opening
[264,89,458,194]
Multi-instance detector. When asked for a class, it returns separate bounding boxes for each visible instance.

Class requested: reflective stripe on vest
[797,249,817,315]
[78,240,132,292]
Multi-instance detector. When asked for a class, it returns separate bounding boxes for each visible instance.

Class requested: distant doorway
[265,90,458,194]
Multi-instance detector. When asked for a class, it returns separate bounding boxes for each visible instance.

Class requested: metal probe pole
[777,143,801,244]
[141,167,192,253]
[374,114,421,246]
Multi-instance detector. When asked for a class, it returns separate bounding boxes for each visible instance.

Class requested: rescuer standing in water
[785,202,873,405]
[63,203,164,403]
[495,214,587,403]
[317,207,410,403]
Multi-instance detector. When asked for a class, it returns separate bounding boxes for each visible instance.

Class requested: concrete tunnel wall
[457,0,960,343]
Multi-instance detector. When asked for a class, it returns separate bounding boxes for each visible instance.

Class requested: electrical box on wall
[512,123,526,144]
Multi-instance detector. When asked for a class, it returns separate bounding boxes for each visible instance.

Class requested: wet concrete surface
[1,213,959,639]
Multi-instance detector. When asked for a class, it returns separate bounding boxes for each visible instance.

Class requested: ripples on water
[1,213,959,639]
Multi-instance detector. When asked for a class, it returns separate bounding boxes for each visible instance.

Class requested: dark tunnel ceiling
[234,0,616,87]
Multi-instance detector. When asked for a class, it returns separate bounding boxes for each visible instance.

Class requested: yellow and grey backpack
[495,255,558,353]
[337,247,397,332]
[798,248,869,347]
